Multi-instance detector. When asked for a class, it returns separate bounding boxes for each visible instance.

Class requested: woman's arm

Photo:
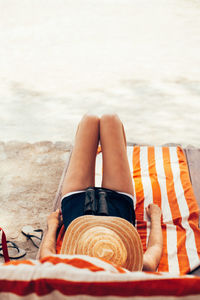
[39,209,62,259]
[143,204,163,272]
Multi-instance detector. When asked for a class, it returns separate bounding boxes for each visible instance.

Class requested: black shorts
[61,187,135,230]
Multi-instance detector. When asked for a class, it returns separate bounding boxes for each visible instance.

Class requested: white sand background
[0,0,200,260]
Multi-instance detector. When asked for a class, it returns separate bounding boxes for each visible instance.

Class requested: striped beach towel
[96,145,200,274]
[1,254,200,299]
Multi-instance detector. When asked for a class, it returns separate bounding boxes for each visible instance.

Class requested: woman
[40,114,163,271]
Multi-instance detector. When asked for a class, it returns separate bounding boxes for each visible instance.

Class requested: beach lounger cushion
[1,254,200,299]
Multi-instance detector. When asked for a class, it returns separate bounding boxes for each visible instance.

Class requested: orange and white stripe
[130,146,200,274]
[1,255,200,299]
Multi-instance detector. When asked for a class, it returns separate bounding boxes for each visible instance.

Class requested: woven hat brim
[60,215,143,271]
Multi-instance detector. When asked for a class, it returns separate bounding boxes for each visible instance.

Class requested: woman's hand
[40,209,62,259]
[146,203,162,222]
[47,209,63,229]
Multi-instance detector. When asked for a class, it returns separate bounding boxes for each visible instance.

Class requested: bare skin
[40,114,163,271]
[40,209,61,259]
[61,114,100,194]
[143,204,163,271]
[100,114,134,195]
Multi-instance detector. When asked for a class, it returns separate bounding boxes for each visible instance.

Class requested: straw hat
[60,215,143,271]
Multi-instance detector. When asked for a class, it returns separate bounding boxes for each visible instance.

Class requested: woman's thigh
[100,114,133,196]
[62,115,100,196]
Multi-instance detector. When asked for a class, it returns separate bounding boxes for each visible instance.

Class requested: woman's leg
[100,114,134,196]
[62,115,100,196]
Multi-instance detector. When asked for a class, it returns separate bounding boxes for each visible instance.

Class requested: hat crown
[79,226,127,265]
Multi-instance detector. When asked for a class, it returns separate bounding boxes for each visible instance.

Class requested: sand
[0,141,71,262]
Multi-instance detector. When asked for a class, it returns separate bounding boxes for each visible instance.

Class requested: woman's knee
[100,114,122,128]
[79,114,100,128]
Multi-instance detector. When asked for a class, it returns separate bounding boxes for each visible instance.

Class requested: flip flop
[21,226,43,248]
[0,241,26,259]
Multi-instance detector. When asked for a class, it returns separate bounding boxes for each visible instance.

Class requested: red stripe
[4,260,35,266]
[0,228,10,263]
[132,146,147,252]
[40,256,106,272]
[1,277,200,297]
[41,256,126,273]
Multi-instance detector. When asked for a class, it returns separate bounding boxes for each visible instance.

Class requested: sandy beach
[1,0,200,260]
[0,141,71,261]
